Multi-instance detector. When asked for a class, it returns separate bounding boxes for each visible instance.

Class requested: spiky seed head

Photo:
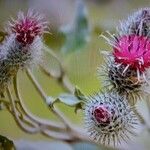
[8,10,47,46]
[84,91,138,146]
[113,34,150,72]
[118,8,150,37]
[99,54,148,105]
[0,10,48,95]
[100,15,150,103]
[4,10,48,69]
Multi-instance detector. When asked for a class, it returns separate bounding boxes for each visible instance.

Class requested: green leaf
[60,0,90,53]
[0,135,15,150]
[74,86,87,102]
[47,87,86,112]
[50,93,84,113]
[57,94,82,106]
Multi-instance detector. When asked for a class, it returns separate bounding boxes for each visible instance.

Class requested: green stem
[26,69,72,129]
[41,46,74,93]
[13,75,66,131]
[6,86,39,133]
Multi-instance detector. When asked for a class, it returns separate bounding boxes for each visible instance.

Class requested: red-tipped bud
[8,10,47,46]
[93,106,112,124]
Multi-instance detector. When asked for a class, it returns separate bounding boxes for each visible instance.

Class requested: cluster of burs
[0,6,150,147]
[84,8,150,146]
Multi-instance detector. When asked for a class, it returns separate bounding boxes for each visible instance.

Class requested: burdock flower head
[8,10,47,46]
[0,10,47,95]
[5,9,48,68]
[84,91,138,146]
[99,9,150,104]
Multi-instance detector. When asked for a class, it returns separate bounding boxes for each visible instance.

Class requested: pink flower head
[92,106,112,124]
[9,10,47,46]
[113,34,150,72]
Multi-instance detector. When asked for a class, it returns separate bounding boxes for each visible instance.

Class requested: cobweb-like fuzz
[99,31,150,104]
[5,10,48,68]
[99,54,147,105]
[84,91,138,146]
[118,8,150,37]
[0,10,47,95]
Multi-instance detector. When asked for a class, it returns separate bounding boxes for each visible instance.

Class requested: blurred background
[0,0,150,149]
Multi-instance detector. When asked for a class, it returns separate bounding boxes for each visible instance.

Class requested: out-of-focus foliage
[60,0,90,54]
[0,135,15,150]
[72,142,115,150]
[15,140,116,150]
[15,140,72,150]
[0,31,7,43]
[0,100,9,111]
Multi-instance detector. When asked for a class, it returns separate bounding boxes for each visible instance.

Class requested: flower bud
[0,10,47,95]
[84,92,138,146]
[8,10,47,46]
[6,10,48,68]
[118,8,150,37]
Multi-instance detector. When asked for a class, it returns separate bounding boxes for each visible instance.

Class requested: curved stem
[26,69,72,129]
[50,105,72,130]
[42,129,72,141]
[41,46,74,93]
[7,78,74,141]
[20,69,98,142]
[13,75,66,131]
[26,69,47,100]
[6,86,39,133]
[6,73,114,148]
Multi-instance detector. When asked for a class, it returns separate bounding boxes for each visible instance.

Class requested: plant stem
[7,78,74,141]
[6,86,39,133]
[41,46,74,93]
[26,69,47,100]
[13,75,66,131]
[25,69,103,142]
[26,69,72,129]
